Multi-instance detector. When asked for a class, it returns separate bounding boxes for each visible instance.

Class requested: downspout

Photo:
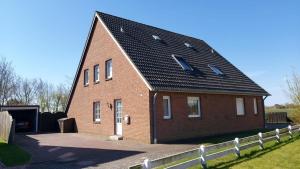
[152,92,158,144]
[263,96,268,128]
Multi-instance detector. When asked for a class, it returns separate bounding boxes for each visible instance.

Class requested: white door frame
[114,100,122,136]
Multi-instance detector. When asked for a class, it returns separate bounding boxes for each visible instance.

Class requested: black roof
[97,12,269,96]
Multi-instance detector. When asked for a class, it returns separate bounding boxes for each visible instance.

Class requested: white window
[187,97,201,118]
[236,98,245,116]
[93,101,101,122]
[105,59,112,79]
[163,96,171,119]
[84,69,89,86]
[253,98,258,115]
[94,64,99,83]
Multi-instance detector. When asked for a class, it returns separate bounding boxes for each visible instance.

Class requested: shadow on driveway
[14,134,144,169]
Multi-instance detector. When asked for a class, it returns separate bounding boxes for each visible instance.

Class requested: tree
[52,83,69,112]
[15,78,39,105]
[286,71,300,105]
[0,57,17,106]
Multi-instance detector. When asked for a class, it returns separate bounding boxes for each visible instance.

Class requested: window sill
[94,120,101,124]
[94,81,100,84]
[163,116,171,120]
[188,115,201,118]
[84,84,89,87]
[105,77,112,81]
[236,114,245,116]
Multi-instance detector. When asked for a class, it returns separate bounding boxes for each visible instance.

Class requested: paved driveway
[15,133,198,169]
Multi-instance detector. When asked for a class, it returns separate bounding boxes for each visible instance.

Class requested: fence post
[275,128,280,143]
[234,137,240,157]
[142,158,151,169]
[288,125,293,138]
[258,132,264,149]
[199,145,207,169]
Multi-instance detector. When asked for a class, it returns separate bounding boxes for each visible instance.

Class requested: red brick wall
[67,18,152,143]
[152,92,264,142]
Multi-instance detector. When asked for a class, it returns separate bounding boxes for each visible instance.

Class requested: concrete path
[15,133,198,169]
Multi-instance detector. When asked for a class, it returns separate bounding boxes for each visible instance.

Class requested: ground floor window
[163,96,171,119]
[93,101,101,122]
[253,98,258,115]
[236,98,245,116]
[187,97,201,118]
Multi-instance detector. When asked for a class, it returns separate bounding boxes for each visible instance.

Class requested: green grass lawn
[188,135,300,169]
[0,138,31,167]
[156,132,300,169]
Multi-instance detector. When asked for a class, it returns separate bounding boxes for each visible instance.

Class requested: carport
[0,105,39,133]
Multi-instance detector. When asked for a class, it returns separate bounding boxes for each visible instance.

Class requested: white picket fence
[129,125,300,169]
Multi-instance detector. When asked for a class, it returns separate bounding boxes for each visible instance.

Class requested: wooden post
[288,125,293,138]
[199,145,207,169]
[142,158,151,169]
[275,129,280,143]
[234,137,240,157]
[258,132,264,149]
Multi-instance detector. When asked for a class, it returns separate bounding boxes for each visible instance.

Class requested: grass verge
[0,138,31,167]
[157,133,300,169]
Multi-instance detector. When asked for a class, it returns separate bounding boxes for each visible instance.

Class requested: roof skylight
[184,42,193,48]
[120,26,125,33]
[152,35,161,40]
[208,64,224,76]
[172,54,193,71]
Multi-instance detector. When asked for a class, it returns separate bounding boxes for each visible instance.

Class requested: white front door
[115,100,122,136]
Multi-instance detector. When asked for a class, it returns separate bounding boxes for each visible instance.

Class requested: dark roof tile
[97,12,269,96]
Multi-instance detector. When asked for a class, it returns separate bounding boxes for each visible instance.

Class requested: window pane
[106,60,112,79]
[236,98,245,115]
[163,96,171,119]
[94,65,99,82]
[188,97,200,117]
[173,55,193,71]
[254,98,258,114]
[84,69,89,85]
[94,102,100,121]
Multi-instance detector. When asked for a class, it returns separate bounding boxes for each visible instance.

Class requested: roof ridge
[96,11,204,43]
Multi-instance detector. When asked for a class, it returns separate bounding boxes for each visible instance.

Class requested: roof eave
[152,88,270,96]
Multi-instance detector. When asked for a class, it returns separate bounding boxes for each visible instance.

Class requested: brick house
[66,12,270,144]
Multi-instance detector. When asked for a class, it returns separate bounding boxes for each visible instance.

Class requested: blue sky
[0,0,299,106]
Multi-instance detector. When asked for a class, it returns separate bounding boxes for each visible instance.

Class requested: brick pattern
[152,92,264,142]
[68,16,266,144]
[67,19,151,143]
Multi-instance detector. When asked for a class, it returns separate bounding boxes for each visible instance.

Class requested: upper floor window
[172,55,193,71]
[163,96,171,119]
[105,59,112,79]
[187,97,201,118]
[253,98,258,115]
[208,64,224,76]
[236,98,245,116]
[93,101,101,122]
[152,35,161,41]
[94,64,100,83]
[84,69,89,86]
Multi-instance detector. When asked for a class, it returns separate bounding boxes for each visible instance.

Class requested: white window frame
[93,101,101,122]
[187,97,201,118]
[94,64,100,83]
[253,98,258,115]
[163,96,171,119]
[106,59,112,79]
[84,69,89,86]
[236,98,245,116]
